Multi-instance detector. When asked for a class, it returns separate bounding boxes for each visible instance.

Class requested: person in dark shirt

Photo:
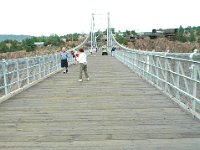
[111,46,116,56]
[60,47,69,73]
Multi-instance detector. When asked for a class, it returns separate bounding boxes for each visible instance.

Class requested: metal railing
[114,48,200,119]
[0,53,76,103]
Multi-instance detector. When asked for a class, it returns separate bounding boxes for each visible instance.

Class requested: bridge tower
[90,12,112,52]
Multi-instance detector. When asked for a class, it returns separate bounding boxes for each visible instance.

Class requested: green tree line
[0,33,81,53]
[176,26,200,43]
[1,26,200,53]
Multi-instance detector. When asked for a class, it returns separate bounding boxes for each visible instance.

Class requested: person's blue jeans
[111,51,115,56]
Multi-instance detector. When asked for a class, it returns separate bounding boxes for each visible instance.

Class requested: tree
[111,28,115,34]
[189,29,195,42]
[130,30,137,35]
[116,35,127,45]
[22,38,36,52]
[195,26,200,36]
[47,34,63,46]
[177,25,187,42]
[123,30,131,37]
[0,43,9,53]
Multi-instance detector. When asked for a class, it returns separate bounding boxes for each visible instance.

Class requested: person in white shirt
[76,48,89,82]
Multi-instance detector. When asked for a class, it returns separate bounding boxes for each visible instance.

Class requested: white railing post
[132,52,134,71]
[33,58,36,82]
[16,61,20,89]
[55,54,58,71]
[191,63,197,112]
[43,56,46,76]
[175,61,180,100]
[48,56,51,75]
[2,59,8,95]
[164,58,168,92]
[156,57,159,86]
[146,54,150,73]
[190,50,198,112]
[38,57,42,79]
[164,51,169,92]
[26,58,30,84]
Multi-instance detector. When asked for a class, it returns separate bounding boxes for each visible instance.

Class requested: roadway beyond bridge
[0,51,200,150]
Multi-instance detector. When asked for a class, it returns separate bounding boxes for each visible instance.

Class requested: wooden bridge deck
[0,52,200,150]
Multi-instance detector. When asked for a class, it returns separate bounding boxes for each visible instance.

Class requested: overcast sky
[0,0,199,36]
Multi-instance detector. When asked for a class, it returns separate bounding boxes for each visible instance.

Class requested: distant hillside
[0,34,32,42]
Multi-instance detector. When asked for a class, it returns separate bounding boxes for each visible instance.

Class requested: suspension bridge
[0,13,200,149]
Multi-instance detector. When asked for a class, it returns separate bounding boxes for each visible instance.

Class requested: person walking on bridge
[60,47,69,73]
[76,48,89,82]
[111,46,116,56]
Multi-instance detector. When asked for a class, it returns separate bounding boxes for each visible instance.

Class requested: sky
[0,0,199,36]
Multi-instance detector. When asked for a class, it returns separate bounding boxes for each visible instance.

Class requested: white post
[38,57,42,79]
[91,13,94,50]
[107,12,110,51]
[2,59,8,95]
[16,61,20,89]
[26,58,30,84]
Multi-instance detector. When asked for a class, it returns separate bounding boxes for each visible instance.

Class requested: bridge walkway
[0,51,200,149]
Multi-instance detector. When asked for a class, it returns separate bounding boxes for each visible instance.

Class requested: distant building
[34,42,44,47]
[61,38,66,43]
[137,28,178,40]
[163,28,178,40]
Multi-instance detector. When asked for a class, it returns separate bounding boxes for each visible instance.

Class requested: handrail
[112,35,200,119]
[0,53,75,103]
